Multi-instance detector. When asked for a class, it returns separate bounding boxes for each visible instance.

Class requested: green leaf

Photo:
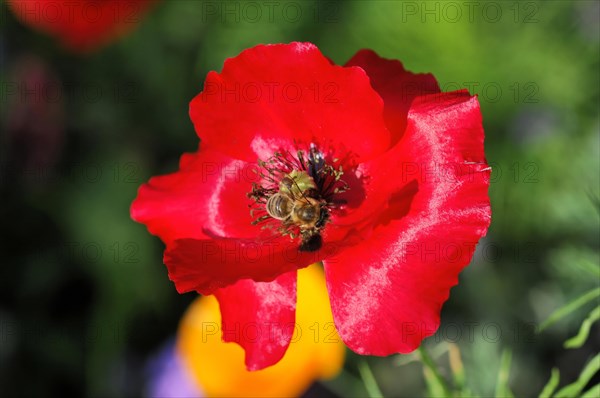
[358,360,384,398]
[495,348,515,398]
[538,368,560,398]
[579,257,600,279]
[322,368,368,398]
[554,354,600,398]
[587,190,600,216]
[393,352,422,367]
[419,346,453,397]
[448,344,466,391]
[423,366,447,397]
[394,343,448,367]
[581,383,600,398]
[539,287,600,332]
[564,306,600,349]
[448,344,474,397]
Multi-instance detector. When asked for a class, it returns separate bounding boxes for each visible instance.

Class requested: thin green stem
[358,360,384,398]
[539,287,600,332]
[419,345,454,397]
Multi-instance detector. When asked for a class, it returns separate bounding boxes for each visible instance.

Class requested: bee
[250,148,348,253]
[265,193,295,221]
[265,189,329,252]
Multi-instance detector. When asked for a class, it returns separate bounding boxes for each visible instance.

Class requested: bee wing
[288,175,313,205]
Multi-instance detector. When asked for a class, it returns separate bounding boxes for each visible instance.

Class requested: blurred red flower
[131,42,491,370]
[7,0,156,52]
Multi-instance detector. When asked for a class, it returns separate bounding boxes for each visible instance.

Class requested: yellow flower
[177,263,346,397]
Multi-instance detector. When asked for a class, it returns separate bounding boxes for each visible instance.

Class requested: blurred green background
[1,0,598,397]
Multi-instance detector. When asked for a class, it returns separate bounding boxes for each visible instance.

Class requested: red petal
[190,42,391,163]
[7,0,155,53]
[163,237,326,295]
[345,49,440,145]
[324,91,491,355]
[130,144,259,244]
[214,271,297,371]
[329,50,440,230]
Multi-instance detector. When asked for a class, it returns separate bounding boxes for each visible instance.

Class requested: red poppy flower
[131,42,491,370]
[7,0,156,52]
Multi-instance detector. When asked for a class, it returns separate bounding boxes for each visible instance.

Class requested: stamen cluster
[248,145,348,251]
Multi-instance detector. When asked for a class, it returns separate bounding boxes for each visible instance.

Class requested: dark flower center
[248,144,348,252]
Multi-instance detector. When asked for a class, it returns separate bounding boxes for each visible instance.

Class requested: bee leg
[251,215,270,225]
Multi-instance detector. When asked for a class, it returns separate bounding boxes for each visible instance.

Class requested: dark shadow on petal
[374,179,419,227]
[333,164,366,213]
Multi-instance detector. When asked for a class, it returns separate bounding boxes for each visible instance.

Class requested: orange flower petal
[176,263,345,397]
